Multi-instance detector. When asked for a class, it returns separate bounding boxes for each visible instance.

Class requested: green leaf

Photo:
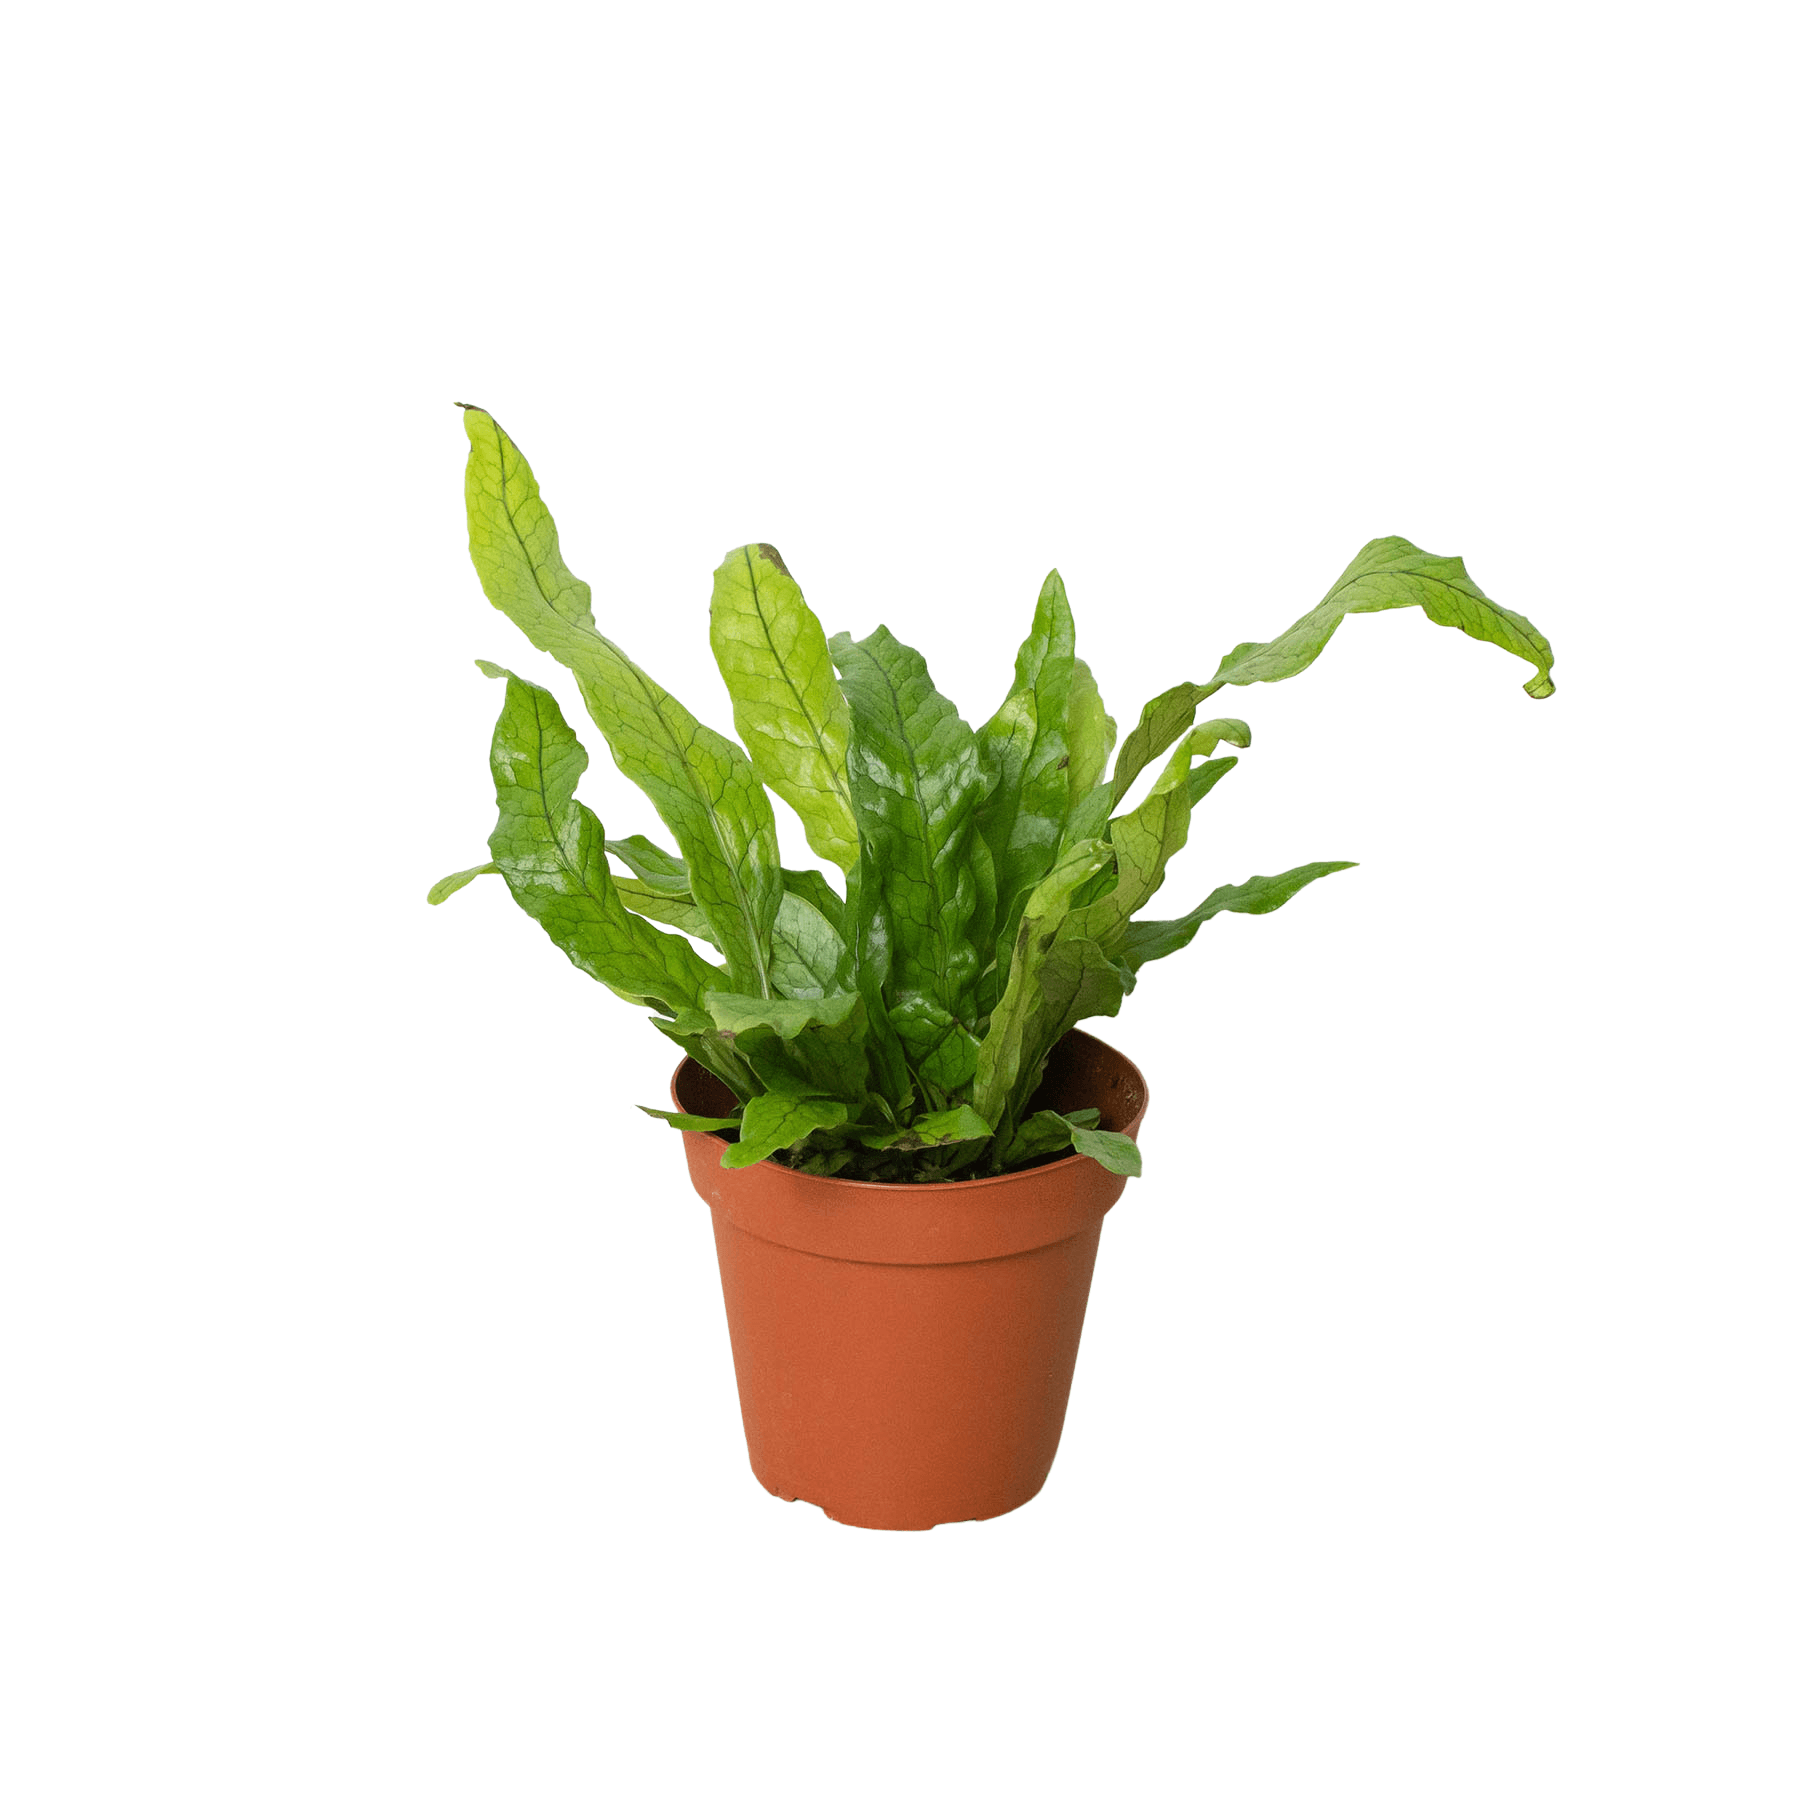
[856,1105,993,1152]
[1111,682,1206,804]
[605,835,690,893]
[781,866,848,936]
[830,626,995,1063]
[427,862,496,904]
[638,1107,739,1131]
[1118,860,1357,974]
[973,838,1116,1130]
[615,878,717,944]
[704,989,859,1040]
[1069,728,1210,944]
[1197,537,1556,702]
[709,543,860,871]
[1190,718,1250,756]
[720,1092,852,1169]
[1186,755,1239,809]
[1065,657,1116,803]
[462,408,784,993]
[999,1106,1105,1167]
[976,570,1079,944]
[481,666,723,1013]
[769,887,853,999]
[1068,1122,1141,1177]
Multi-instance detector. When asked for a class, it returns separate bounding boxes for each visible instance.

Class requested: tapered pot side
[674,1029,1149,1530]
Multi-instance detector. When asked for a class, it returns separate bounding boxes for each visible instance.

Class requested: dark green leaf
[856,1105,993,1152]
[720,1093,852,1169]
[830,626,995,1064]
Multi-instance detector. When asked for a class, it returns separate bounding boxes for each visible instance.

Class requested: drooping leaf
[830,626,995,1063]
[427,862,496,904]
[709,543,860,871]
[976,570,1079,943]
[1197,537,1555,702]
[1190,718,1250,756]
[1118,861,1357,974]
[1064,657,1116,803]
[1067,1121,1141,1177]
[720,1092,852,1169]
[462,407,783,993]
[638,1107,739,1131]
[480,665,722,1013]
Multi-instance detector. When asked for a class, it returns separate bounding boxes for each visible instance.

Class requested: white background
[5,4,1795,1795]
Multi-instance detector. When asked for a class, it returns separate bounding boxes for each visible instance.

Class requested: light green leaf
[1067,1122,1141,1177]
[427,862,496,904]
[830,626,995,1063]
[482,666,723,1013]
[857,1105,993,1152]
[462,408,783,993]
[1065,657,1116,803]
[1111,682,1206,804]
[1198,537,1556,702]
[720,1092,851,1169]
[1190,718,1251,756]
[709,543,860,871]
[780,866,848,935]
[638,1107,739,1131]
[976,570,1079,945]
[1118,860,1357,974]
[605,834,690,893]
[615,878,716,943]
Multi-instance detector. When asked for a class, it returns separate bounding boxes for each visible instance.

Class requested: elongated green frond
[710,543,860,870]
[1112,682,1206,802]
[462,407,783,993]
[769,888,852,998]
[427,862,496,904]
[1198,537,1555,701]
[1065,658,1115,802]
[720,1092,851,1169]
[830,626,995,1060]
[638,1107,739,1131]
[482,666,723,1013]
[1118,860,1356,974]
[976,570,1079,943]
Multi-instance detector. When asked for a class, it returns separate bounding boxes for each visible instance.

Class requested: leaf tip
[1525,672,1556,699]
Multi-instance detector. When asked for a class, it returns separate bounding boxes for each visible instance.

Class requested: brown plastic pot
[673,1029,1148,1531]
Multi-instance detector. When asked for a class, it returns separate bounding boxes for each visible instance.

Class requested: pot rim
[668,1026,1147,1197]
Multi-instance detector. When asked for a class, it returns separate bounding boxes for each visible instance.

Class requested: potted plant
[431,406,1557,1530]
